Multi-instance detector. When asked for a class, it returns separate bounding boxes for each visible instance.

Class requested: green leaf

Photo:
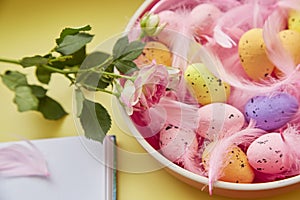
[38,96,68,120]
[121,40,145,61]
[1,71,28,91]
[113,37,145,61]
[64,47,86,66]
[77,52,114,90]
[36,67,52,84]
[13,86,39,112]
[112,36,129,59]
[51,47,86,69]
[115,60,138,74]
[30,85,47,98]
[56,25,91,45]
[80,72,110,90]
[75,89,85,117]
[79,99,111,143]
[80,51,110,69]
[20,56,49,68]
[56,33,94,55]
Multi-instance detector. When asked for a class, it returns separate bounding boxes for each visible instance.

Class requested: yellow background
[0,0,299,199]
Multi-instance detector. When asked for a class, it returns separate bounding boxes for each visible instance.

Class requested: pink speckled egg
[197,103,245,140]
[247,133,290,174]
[189,3,222,36]
[159,124,198,162]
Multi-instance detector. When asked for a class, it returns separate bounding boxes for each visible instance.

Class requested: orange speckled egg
[135,41,172,67]
[203,144,255,183]
[238,28,275,81]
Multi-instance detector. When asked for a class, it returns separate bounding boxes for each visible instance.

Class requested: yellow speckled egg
[274,29,300,76]
[184,63,230,105]
[135,41,172,67]
[202,143,255,183]
[288,10,300,33]
[279,29,300,65]
[238,28,275,81]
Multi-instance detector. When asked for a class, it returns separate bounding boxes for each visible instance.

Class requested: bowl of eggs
[117,0,300,198]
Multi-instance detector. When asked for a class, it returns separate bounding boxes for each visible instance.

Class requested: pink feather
[263,9,295,75]
[253,0,263,28]
[156,97,200,130]
[278,0,300,11]
[206,0,243,11]
[176,136,205,176]
[150,0,199,13]
[252,0,279,28]
[159,124,205,176]
[196,44,300,109]
[134,96,201,146]
[155,9,198,101]
[280,125,300,176]
[0,141,49,177]
[150,0,243,14]
[205,121,265,195]
[213,3,254,48]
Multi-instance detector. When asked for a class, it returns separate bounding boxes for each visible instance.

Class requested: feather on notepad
[0,136,117,200]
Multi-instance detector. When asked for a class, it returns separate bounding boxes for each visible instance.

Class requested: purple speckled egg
[244,93,299,131]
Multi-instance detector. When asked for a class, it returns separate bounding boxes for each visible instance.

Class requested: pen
[104,135,117,200]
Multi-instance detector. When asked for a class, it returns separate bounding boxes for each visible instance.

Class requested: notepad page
[0,136,106,200]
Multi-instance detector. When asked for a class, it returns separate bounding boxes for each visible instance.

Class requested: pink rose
[119,63,169,122]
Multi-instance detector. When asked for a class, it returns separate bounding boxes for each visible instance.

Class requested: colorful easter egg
[238,28,275,81]
[197,103,245,140]
[247,132,290,174]
[244,93,299,131]
[184,63,230,105]
[159,124,198,162]
[279,29,300,65]
[288,10,300,33]
[203,143,255,183]
[136,41,172,67]
[189,3,222,36]
[273,29,300,76]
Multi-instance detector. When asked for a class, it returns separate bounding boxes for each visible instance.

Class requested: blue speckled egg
[244,93,299,131]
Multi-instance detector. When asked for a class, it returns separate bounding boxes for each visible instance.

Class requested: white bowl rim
[123,0,300,192]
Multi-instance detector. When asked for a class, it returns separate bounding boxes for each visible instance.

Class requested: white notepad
[0,135,117,200]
